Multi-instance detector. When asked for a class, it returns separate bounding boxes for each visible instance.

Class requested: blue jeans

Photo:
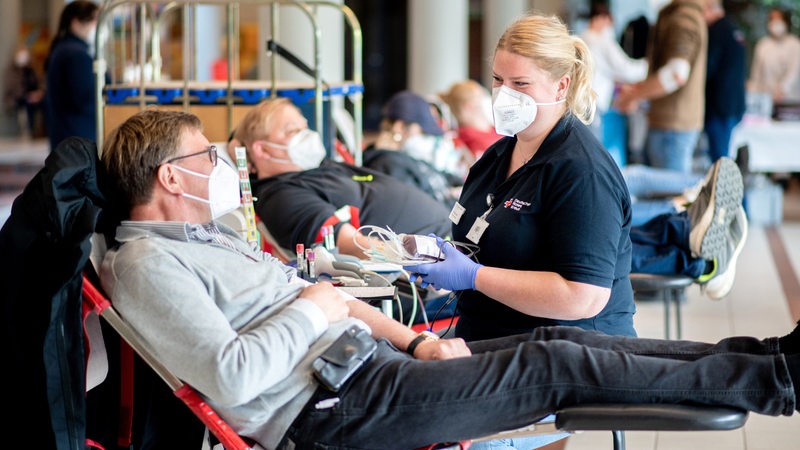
[623,164,702,199]
[622,165,703,226]
[646,128,701,173]
[281,327,794,449]
[705,116,741,163]
[630,211,707,278]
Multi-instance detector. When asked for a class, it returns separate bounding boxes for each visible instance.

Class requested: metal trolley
[93,0,364,163]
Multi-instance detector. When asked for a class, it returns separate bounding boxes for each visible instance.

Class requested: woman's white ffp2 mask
[172,162,241,219]
[491,85,565,136]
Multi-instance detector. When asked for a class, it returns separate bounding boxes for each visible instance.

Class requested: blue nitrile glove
[403,236,482,291]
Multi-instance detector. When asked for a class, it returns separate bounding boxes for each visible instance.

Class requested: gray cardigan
[100,221,368,448]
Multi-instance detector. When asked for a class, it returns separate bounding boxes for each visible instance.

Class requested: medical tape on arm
[657,58,691,94]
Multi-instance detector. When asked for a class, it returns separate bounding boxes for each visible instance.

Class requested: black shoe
[779,320,800,354]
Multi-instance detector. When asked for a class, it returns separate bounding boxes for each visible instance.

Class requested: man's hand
[300,282,350,323]
[404,236,481,291]
[413,337,472,360]
[613,83,641,114]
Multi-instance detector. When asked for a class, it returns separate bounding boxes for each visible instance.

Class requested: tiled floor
[2,138,800,449]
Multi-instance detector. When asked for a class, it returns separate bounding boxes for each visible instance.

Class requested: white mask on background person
[768,20,787,38]
[402,134,438,163]
[172,162,241,219]
[14,49,30,67]
[491,85,565,136]
[403,134,465,177]
[264,129,327,170]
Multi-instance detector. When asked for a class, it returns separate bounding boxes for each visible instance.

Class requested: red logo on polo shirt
[503,198,531,211]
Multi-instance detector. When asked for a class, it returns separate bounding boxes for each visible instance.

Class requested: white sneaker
[687,157,743,259]
[703,205,748,300]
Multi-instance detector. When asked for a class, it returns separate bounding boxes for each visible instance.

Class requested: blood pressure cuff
[312,325,376,392]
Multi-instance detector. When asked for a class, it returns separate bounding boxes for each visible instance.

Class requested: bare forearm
[473,266,610,320]
[348,297,417,349]
[615,75,667,113]
[335,223,374,259]
[630,75,668,101]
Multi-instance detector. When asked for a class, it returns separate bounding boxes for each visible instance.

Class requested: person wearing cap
[363,90,465,208]
[231,97,452,259]
[372,89,472,178]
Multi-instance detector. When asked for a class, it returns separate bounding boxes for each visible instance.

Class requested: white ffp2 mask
[491,85,565,136]
[264,129,327,170]
[173,162,241,219]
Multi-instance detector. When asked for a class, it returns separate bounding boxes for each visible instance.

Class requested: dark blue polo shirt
[453,114,636,340]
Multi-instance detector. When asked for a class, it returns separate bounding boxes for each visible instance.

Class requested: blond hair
[439,80,488,123]
[495,14,596,124]
[233,97,296,159]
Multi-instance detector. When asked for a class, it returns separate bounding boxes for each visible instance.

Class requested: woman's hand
[403,236,482,291]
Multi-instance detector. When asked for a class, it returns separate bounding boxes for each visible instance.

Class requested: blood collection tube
[327,225,336,249]
[306,249,316,280]
[321,226,330,250]
[296,243,305,276]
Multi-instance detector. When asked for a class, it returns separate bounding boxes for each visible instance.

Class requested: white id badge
[449,202,465,225]
[466,216,489,243]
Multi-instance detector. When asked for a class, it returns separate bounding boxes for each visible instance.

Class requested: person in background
[43,0,99,152]
[379,90,471,180]
[3,47,44,138]
[579,2,648,142]
[618,11,652,165]
[99,108,800,450]
[579,3,705,227]
[363,90,464,208]
[703,0,747,164]
[438,80,503,160]
[231,97,452,259]
[615,0,708,173]
[619,13,650,60]
[747,7,800,104]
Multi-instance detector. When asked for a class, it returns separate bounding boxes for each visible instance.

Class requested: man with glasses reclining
[99,109,800,450]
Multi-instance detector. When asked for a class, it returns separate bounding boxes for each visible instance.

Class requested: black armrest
[630,273,694,292]
[555,404,748,432]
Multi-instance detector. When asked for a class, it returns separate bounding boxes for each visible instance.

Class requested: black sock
[778,320,800,354]
[702,260,714,276]
[784,354,800,411]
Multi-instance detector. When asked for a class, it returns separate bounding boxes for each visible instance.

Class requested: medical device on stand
[234,146,260,246]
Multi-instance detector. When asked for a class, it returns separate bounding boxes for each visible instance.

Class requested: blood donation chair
[3,137,749,450]
[81,271,750,450]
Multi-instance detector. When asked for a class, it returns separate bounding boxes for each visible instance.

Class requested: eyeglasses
[164,146,218,167]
